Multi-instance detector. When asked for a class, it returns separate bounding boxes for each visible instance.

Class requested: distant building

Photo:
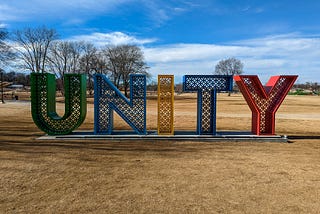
[8,84,24,89]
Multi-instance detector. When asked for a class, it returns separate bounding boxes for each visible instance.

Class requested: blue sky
[1,0,320,83]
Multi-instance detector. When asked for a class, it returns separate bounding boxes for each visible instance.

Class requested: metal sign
[30,73,297,136]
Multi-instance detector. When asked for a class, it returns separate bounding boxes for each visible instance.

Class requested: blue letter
[183,75,233,135]
[94,74,146,134]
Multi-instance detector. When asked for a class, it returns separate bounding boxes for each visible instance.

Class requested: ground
[0,93,319,213]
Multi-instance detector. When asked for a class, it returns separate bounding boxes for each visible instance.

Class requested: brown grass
[0,93,320,213]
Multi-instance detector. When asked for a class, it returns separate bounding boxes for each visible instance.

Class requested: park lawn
[0,93,319,213]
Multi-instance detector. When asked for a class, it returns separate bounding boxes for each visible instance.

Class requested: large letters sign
[30,73,297,136]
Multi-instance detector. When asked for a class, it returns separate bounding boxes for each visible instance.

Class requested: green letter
[31,73,87,135]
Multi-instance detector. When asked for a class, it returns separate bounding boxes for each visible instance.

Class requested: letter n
[94,74,146,134]
[31,73,87,135]
[234,75,298,135]
[183,75,233,135]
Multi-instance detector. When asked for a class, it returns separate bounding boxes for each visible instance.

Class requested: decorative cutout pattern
[234,75,298,135]
[200,90,214,133]
[183,75,232,91]
[94,74,146,134]
[158,75,174,135]
[31,73,87,135]
[183,75,233,135]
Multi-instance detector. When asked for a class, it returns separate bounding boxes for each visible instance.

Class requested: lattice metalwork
[183,75,233,135]
[158,75,174,135]
[94,74,146,134]
[31,73,87,135]
[234,75,298,135]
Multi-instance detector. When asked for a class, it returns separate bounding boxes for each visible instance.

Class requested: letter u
[31,73,87,135]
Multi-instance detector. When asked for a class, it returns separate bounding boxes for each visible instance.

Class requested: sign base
[38,131,288,143]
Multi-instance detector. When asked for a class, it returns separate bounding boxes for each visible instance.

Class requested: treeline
[1,26,320,95]
[294,82,320,91]
[290,82,320,95]
[1,72,30,86]
[1,26,149,96]
[3,71,319,94]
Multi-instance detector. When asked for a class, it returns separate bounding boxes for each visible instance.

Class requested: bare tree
[47,40,85,93]
[215,57,244,95]
[48,41,85,75]
[79,43,120,95]
[0,28,15,68]
[305,82,319,94]
[79,42,98,95]
[215,57,244,76]
[102,46,122,87]
[102,45,149,97]
[90,51,109,75]
[12,26,58,73]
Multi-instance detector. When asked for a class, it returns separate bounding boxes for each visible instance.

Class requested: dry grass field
[0,93,320,213]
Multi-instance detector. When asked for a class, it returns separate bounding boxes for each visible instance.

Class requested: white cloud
[30,0,133,14]
[70,31,157,46]
[0,0,133,22]
[143,34,320,83]
[139,0,201,27]
[66,31,320,83]
[0,3,22,21]
[0,0,195,31]
[144,44,247,62]
[0,23,8,28]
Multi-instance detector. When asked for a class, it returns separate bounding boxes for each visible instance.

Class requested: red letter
[234,75,298,135]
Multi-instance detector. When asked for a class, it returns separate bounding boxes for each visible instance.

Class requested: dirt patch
[0,94,320,213]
